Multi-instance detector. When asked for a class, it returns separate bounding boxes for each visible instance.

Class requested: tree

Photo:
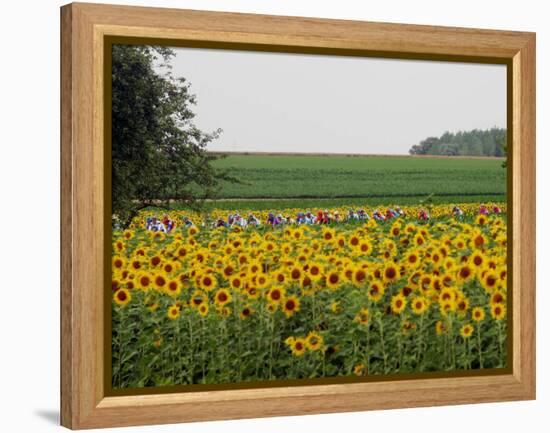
[408,136,439,155]
[111,45,236,228]
[409,127,507,157]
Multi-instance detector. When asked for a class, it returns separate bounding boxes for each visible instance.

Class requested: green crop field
[209,154,506,205]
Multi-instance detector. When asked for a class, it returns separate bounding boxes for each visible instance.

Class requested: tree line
[409,128,507,157]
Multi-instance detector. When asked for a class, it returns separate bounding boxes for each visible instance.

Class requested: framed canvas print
[60,2,536,429]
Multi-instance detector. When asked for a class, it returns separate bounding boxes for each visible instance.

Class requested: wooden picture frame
[60,2,535,429]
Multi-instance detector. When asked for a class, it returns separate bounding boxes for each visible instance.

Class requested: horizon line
[206,151,506,160]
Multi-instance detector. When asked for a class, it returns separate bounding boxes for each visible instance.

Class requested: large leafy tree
[111,45,234,228]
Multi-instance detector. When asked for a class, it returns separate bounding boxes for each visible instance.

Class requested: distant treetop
[409,128,506,157]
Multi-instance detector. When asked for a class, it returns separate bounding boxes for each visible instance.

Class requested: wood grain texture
[60,4,73,429]
[511,34,536,393]
[60,2,536,429]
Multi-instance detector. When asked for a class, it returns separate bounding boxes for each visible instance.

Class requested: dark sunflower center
[460,267,471,278]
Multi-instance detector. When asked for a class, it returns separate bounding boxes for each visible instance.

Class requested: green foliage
[207,154,506,200]
[501,143,508,168]
[409,128,507,157]
[111,45,236,228]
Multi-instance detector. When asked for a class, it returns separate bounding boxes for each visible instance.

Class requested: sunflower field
[111,203,508,389]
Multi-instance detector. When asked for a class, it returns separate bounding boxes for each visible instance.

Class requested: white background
[0,0,546,431]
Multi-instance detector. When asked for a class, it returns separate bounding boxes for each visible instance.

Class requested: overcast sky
[162,47,506,155]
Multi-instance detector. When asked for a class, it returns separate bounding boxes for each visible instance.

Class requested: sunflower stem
[201,317,206,383]
[449,315,456,370]
[237,298,243,382]
[366,322,371,375]
[497,320,504,368]
[171,323,177,384]
[462,339,468,369]
[442,330,448,370]
[377,317,388,374]
[176,318,182,383]
[415,314,424,371]
[268,313,275,380]
[187,315,194,384]
[476,324,483,369]
[114,307,122,388]
[397,316,403,371]
[322,348,326,377]
[366,300,371,374]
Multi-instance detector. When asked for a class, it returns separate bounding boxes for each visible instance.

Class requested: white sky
[163,47,506,155]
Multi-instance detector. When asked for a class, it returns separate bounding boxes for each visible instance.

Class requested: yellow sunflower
[308,263,324,281]
[367,282,385,302]
[470,230,487,250]
[410,296,428,315]
[136,272,153,290]
[348,233,361,249]
[190,290,207,308]
[472,306,486,322]
[439,299,456,316]
[321,228,336,242]
[229,275,244,291]
[352,267,368,286]
[405,249,421,268]
[490,290,506,305]
[198,303,209,317]
[113,288,131,306]
[325,270,342,290]
[475,214,488,225]
[391,294,407,314]
[282,295,301,318]
[482,271,500,292]
[255,273,270,289]
[267,287,285,304]
[167,304,180,320]
[153,272,168,291]
[165,279,181,297]
[470,251,486,270]
[199,273,218,292]
[239,305,254,319]
[288,337,306,356]
[112,256,125,271]
[456,296,470,316]
[490,303,506,320]
[289,266,303,281]
[356,240,372,255]
[305,331,323,351]
[382,262,399,284]
[460,323,474,338]
[214,288,232,306]
[456,263,474,282]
